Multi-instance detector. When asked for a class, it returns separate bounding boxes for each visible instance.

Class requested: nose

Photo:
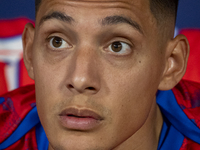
[66,46,101,94]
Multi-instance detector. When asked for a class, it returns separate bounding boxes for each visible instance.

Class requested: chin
[47,133,110,150]
[49,140,106,150]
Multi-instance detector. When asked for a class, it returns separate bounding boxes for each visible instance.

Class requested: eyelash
[45,35,133,56]
[46,36,72,50]
[104,40,133,56]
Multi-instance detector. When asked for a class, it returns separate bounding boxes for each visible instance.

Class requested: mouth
[59,107,103,131]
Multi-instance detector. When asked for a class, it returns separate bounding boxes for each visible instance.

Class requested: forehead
[40,0,150,8]
[36,0,157,36]
[37,0,153,21]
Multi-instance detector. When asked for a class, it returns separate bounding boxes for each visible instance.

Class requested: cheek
[33,53,66,97]
[103,67,159,138]
[33,61,65,125]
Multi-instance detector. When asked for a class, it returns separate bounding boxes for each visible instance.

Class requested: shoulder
[0,85,36,143]
[158,80,200,149]
[172,79,200,128]
[173,79,200,94]
[172,79,200,110]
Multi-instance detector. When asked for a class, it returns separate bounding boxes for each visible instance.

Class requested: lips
[59,107,103,131]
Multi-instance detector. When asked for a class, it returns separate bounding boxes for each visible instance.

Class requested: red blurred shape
[0,18,34,38]
[181,29,200,83]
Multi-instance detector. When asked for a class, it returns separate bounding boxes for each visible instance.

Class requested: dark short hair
[150,0,179,24]
[35,0,179,24]
[35,0,41,14]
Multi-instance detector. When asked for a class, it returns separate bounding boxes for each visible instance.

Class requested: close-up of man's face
[22,0,187,149]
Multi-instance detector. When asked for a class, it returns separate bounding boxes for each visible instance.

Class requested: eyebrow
[101,15,144,35]
[39,12,143,35]
[39,11,75,26]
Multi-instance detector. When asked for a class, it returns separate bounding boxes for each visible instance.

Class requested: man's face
[32,0,167,149]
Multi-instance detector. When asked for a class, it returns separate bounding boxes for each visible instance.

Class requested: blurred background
[0,0,200,29]
[0,0,200,95]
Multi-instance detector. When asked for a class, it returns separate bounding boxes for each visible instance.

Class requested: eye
[108,41,132,55]
[49,36,71,49]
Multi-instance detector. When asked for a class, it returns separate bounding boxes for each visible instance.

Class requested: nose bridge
[67,44,100,94]
[75,46,95,78]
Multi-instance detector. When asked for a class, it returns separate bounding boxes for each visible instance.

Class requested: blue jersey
[0,80,200,149]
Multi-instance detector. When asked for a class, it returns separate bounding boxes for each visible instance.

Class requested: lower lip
[59,116,101,130]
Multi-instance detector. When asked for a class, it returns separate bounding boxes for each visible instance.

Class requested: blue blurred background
[0,0,200,29]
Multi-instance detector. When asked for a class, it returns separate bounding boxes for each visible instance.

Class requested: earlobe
[22,23,35,80]
[158,34,190,90]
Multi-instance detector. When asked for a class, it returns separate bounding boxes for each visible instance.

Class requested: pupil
[112,42,122,52]
[53,37,62,48]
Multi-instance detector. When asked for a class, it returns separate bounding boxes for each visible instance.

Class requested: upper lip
[59,107,104,120]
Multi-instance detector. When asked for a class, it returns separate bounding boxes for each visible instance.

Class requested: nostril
[67,85,95,90]
[86,87,95,90]
[67,83,98,93]
[67,84,74,89]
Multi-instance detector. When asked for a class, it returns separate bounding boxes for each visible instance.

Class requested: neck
[114,100,163,150]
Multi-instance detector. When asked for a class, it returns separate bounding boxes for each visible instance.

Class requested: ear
[22,23,35,80]
[158,34,190,90]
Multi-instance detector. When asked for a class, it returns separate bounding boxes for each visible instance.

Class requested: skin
[22,0,189,149]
